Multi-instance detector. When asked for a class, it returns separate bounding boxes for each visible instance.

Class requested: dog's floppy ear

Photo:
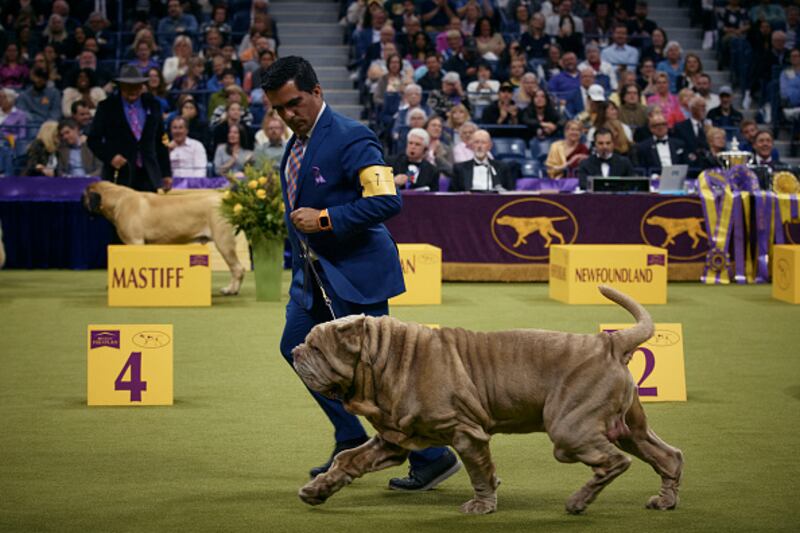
[88,191,102,213]
[334,315,366,354]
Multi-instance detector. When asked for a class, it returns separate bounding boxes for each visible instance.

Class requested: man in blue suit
[263,56,461,491]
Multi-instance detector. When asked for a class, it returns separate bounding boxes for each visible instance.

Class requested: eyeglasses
[651,122,668,127]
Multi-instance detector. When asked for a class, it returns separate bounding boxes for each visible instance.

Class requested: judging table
[0,177,715,280]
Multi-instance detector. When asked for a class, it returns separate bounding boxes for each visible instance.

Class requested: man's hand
[290,207,322,234]
[394,173,409,186]
[111,154,127,169]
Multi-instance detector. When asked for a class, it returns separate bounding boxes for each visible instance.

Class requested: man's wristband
[318,209,332,231]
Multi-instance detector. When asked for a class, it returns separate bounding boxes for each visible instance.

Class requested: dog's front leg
[298,436,408,506]
[452,431,499,515]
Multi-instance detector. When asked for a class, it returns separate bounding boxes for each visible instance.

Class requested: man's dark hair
[171,115,188,128]
[594,127,613,141]
[58,118,79,132]
[221,68,236,79]
[71,100,90,115]
[261,56,319,93]
[31,68,48,79]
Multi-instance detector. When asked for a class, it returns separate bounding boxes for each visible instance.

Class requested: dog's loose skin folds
[292,286,683,515]
[82,181,245,295]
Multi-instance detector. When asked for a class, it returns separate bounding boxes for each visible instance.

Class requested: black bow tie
[655,138,669,145]
[474,160,490,167]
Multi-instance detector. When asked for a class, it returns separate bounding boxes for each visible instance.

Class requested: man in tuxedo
[672,96,709,165]
[87,65,172,192]
[635,114,688,176]
[390,128,440,191]
[751,130,781,169]
[577,128,635,189]
[449,129,515,191]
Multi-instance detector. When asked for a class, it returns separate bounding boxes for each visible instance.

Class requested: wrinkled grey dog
[292,286,683,515]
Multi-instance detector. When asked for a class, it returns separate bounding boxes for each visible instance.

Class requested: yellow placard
[772,245,800,304]
[87,324,173,406]
[390,244,442,306]
[599,323,686,402]
[108,244,211,307]
[549,244,667,304]
[359,165,396,197]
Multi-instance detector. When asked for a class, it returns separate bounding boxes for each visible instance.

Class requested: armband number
[359,165,396,197]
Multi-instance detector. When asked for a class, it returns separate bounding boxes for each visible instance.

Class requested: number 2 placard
[87,325,173,406]
[599,323,687,402]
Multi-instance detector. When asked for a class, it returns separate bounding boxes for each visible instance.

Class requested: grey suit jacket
[56,142,102,177]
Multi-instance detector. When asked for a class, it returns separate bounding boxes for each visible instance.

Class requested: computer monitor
[589,176,651,193]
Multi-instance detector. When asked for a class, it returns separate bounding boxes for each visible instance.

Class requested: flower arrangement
[219,160,287,242]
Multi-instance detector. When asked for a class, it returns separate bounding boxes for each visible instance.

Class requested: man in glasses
[634,113,688,175]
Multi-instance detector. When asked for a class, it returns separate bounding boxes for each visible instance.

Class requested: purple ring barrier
[172,177,229,189]
[0,176,101,201]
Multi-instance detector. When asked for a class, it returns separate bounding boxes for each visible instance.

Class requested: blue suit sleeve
[327,128,401,238]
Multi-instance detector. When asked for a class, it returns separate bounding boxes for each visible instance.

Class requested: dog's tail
[599,285,654,365]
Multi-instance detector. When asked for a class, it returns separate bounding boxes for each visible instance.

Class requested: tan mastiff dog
[292,286,683,515]
[83,181,245,295]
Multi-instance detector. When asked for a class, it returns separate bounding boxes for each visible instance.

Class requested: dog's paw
[298,483,329,506]
[460,498,496,515]
[219,286,239,296]
[645,493,678,510]
[565,494,588,515]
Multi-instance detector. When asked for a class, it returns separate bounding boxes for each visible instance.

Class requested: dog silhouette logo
[132,331,171,349]
[491,199,578,260]
[640,199,709,260]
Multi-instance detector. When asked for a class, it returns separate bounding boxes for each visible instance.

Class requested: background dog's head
[82,182,103,215]
[292,315,367,400]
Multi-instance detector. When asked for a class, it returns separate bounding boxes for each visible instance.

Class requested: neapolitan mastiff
[83,181,245,295]
[292,286,683,515]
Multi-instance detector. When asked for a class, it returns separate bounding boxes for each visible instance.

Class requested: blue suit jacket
[280,105,405,309]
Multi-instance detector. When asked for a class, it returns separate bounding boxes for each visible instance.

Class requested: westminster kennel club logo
[491,198,578,260]
[90,330,120,349]
[640,199,710,261]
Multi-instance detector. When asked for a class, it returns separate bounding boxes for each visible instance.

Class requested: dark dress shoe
[309,435,370,478]
[388,448,461,491]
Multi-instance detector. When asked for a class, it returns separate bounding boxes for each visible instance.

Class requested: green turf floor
[1,271,798,532]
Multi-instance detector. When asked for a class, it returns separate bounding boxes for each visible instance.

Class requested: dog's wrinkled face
[82,183,103,215]
[292,315,366,400]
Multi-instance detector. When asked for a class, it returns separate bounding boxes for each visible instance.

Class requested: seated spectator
[442,33,481,83]
[626,1,658,48]
[677,88,695,121]
[157,0,198,53]
[220,43,244,82]
[56,118,101,177]
[585,1,614,48]
[211,87,253,129]
[208,68,240,120]
[397,16,423,59]
[505,3,532,36]
[566,68,598,119]
[425,114,454,176]
[587,101,633,155]
[618,83,649,130]
[406,30,434,69]
[453,121,479,163]
[577,127,635,189]
[656,41,684,94]
[751,130,780,169]
[163,35,194,88]
[200,4,232,41]
[373,53,414,107]
[391,127,440,191]
[17,69,62,129]
[519,12,551,61]
[450,129,515,191]
[421,0,459,32]
[748,0,786,26]
[673,96,710,166]
[546,0,585,37]
[353,4,389,65]
[168,116,208,177]
[446,104,470,139]
[427,71,470,119]
[417,54,445,92]
[0,89,28,143]
[436,18,464,58]
[481,82,520,125]
[30,51,61,90]
[171,57,207,99]
[68,50,114,92]
[63,25,93,60]
[675,52,703,93]
[253,115,286,171]
[62,69,107,118]
[86,11,116,60]
[708,85,743,130]
[637,57,658,96]
[694,73,720,111]
[780,50,800,141]
[459,2,482,36]
[176,98,210,152]
[214,124,253,175]
[146,68,170,116]
[521,88,564,141]
[394,83,430,128]
[548,51,581,98]
[239,12,278,60]
[212,99,254,150]
[70,101,93,134]
[545,119,589,178]
[0,43,29,89]
[601,24,640,70]
[244,49,276,94]
[42,14,69,60]
[514,72,540,110]
[538,44,563,83]
[128,39,160,76]
[647,72,684,127]
[506,57,528,90]
[407,107,429,131]
[553,11,584,58]
[202,27,225,62]
[473,17,505,59]
[466,62,500,107]
[635,113,688,176]
[696,127,728,169]
[23,121,59,176]
[640,27,667,65]
[579,43,617,91]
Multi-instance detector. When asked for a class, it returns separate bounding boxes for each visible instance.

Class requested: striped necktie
[286,136,306,210]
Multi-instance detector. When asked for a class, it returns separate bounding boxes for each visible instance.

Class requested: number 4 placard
[87,324,173,406]
[599,323,687,402]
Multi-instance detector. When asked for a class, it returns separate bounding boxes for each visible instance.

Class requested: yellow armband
[359,165,396,197]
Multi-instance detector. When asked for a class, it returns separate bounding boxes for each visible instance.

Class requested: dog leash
[296,233,337,320]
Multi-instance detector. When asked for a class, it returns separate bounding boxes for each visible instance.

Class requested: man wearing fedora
[87,65,172,192]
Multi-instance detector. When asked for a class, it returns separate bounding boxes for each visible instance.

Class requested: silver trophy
[717,137,753,169]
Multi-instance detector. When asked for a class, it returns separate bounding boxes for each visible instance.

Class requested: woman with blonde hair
[446,103,470,138]
[128,28,159,59]
[697,127,728,169]
[24,121,59,176]
[587,102,632,155]
[163,35,194,87]
[545,119,589,178]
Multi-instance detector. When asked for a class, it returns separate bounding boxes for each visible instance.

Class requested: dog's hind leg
[298,436,409,506]
[211,218,245,295]
[452,431,500,515]
[615,398,683,510]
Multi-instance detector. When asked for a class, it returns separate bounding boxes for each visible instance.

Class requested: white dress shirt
[655,137,673,168]
[170,137,208,177]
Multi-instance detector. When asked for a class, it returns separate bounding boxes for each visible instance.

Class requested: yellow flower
[233,203,243,214]
[222,190,231,200]
[258,176,268,186]
[279,202,285,213]
[248,180,258,189]
[256,189,267,199]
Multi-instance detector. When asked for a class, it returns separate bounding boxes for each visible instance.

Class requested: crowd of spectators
[0,0,795,187]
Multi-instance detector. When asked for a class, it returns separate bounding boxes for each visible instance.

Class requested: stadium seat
[439,175,451,192]
[492,137,526,160]
[520,159,542,178]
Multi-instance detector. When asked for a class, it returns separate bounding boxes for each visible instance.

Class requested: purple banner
[647,254,666,266]
[387,192,708,264]
[90,330,120,349]
[189,254,209,267]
